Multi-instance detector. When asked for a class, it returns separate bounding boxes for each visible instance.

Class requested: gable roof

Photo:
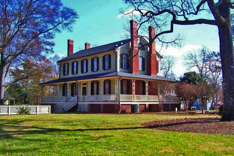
[58,39,131,63]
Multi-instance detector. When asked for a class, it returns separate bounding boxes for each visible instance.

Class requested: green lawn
[0,113,233,156]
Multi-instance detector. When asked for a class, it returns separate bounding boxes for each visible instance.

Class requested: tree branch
[4,76,28,91]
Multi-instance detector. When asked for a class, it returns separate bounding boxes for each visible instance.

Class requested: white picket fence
[0,105,51,115]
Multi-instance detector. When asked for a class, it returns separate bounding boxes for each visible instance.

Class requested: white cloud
[158,45,201,57]
[117,8,147,18]
[158,45,202,77]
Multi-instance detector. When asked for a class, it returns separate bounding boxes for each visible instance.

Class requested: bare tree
[160,55,176,79]
[124,0,234,121]
[149,80,175,111]
[176,82,199,111]
[49,55,64,78]
[0,0,78,104]
[184,47,222,110]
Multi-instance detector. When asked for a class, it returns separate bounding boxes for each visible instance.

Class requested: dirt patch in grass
[144,117,234,135]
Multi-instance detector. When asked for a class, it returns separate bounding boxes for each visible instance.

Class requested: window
[71,83,77,96]
[62,83,67,96]
[104,80,111,94]
[120,53,129,69]
[81,59,88,73]
[140,81,146,95]
[121,79,130,94]
[103,54,111,70]
[91,81,99,95]
[72,61,78,74]
[139,57,145,71]
[63,63,69,76]
[91,57,99,72]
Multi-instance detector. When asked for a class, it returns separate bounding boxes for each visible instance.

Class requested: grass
[0,113,233,156]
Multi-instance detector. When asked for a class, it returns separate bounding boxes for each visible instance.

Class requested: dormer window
[63,63,69,76]
[91,57,99,72]
[120,53,129,69]
[138,43,145,50]
[81,59,88,73]
[72,61,78,74]
[103,54,111,70]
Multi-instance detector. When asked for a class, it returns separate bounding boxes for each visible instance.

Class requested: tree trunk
[0,56,6,105]
[183,100,187,111]
[219,20,234,121]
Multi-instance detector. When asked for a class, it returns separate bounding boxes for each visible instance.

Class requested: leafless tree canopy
[0,0,78,103]
[124,0,234,121]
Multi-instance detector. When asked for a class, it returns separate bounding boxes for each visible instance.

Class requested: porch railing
[41,95,178,103]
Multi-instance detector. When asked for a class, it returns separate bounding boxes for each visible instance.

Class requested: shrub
[218,105,223,116]
[18,107,31,115]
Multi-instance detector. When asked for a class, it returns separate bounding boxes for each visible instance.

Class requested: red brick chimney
[130,20,139,74]
[67,39,73,56]
[147,26,157,75]
[85,43,91,49]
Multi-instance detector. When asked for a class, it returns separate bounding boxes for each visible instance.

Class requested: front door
[82,87,87,96]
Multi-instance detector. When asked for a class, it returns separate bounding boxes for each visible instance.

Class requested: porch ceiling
[41,72,175,85]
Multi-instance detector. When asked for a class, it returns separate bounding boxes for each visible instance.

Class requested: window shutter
[127,80,130,94]
[91,82,94,95]
[127,55,130,69]
[91,58,94,72]
[63,64,65,76]
[71,84,74,96]
[81,60,83,73]
[108,55,111,69]
[72,62,74,74]
[62,83,67,96]
[86,59,88,72]
[97,81,99,95]
[104,80,106,95]
[142,57,145,71]
[97,57,99,71]
[142,81,146,95]
[67,63,69,75]
[109,80,111,94]
[102,55,105,70]
[120,54,123,68]
[62,84,65,96]
[120,80,123,94]
[76,62,78,74]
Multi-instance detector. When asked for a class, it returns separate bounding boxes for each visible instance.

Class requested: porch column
[57,84,59,97]
[88,81,91,96]
[101,79,104,101]
[145,81,149,95]
[118,78,121,113]
[145,81,149,101]
[65,83,68,103]
[76,81,79,102]
[115,78,119,101]
[132,79,135,101]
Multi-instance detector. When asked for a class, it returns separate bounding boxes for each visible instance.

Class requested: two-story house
[40,20,180,113]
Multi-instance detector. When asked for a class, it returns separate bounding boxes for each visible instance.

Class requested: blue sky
[53,0,219,77]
